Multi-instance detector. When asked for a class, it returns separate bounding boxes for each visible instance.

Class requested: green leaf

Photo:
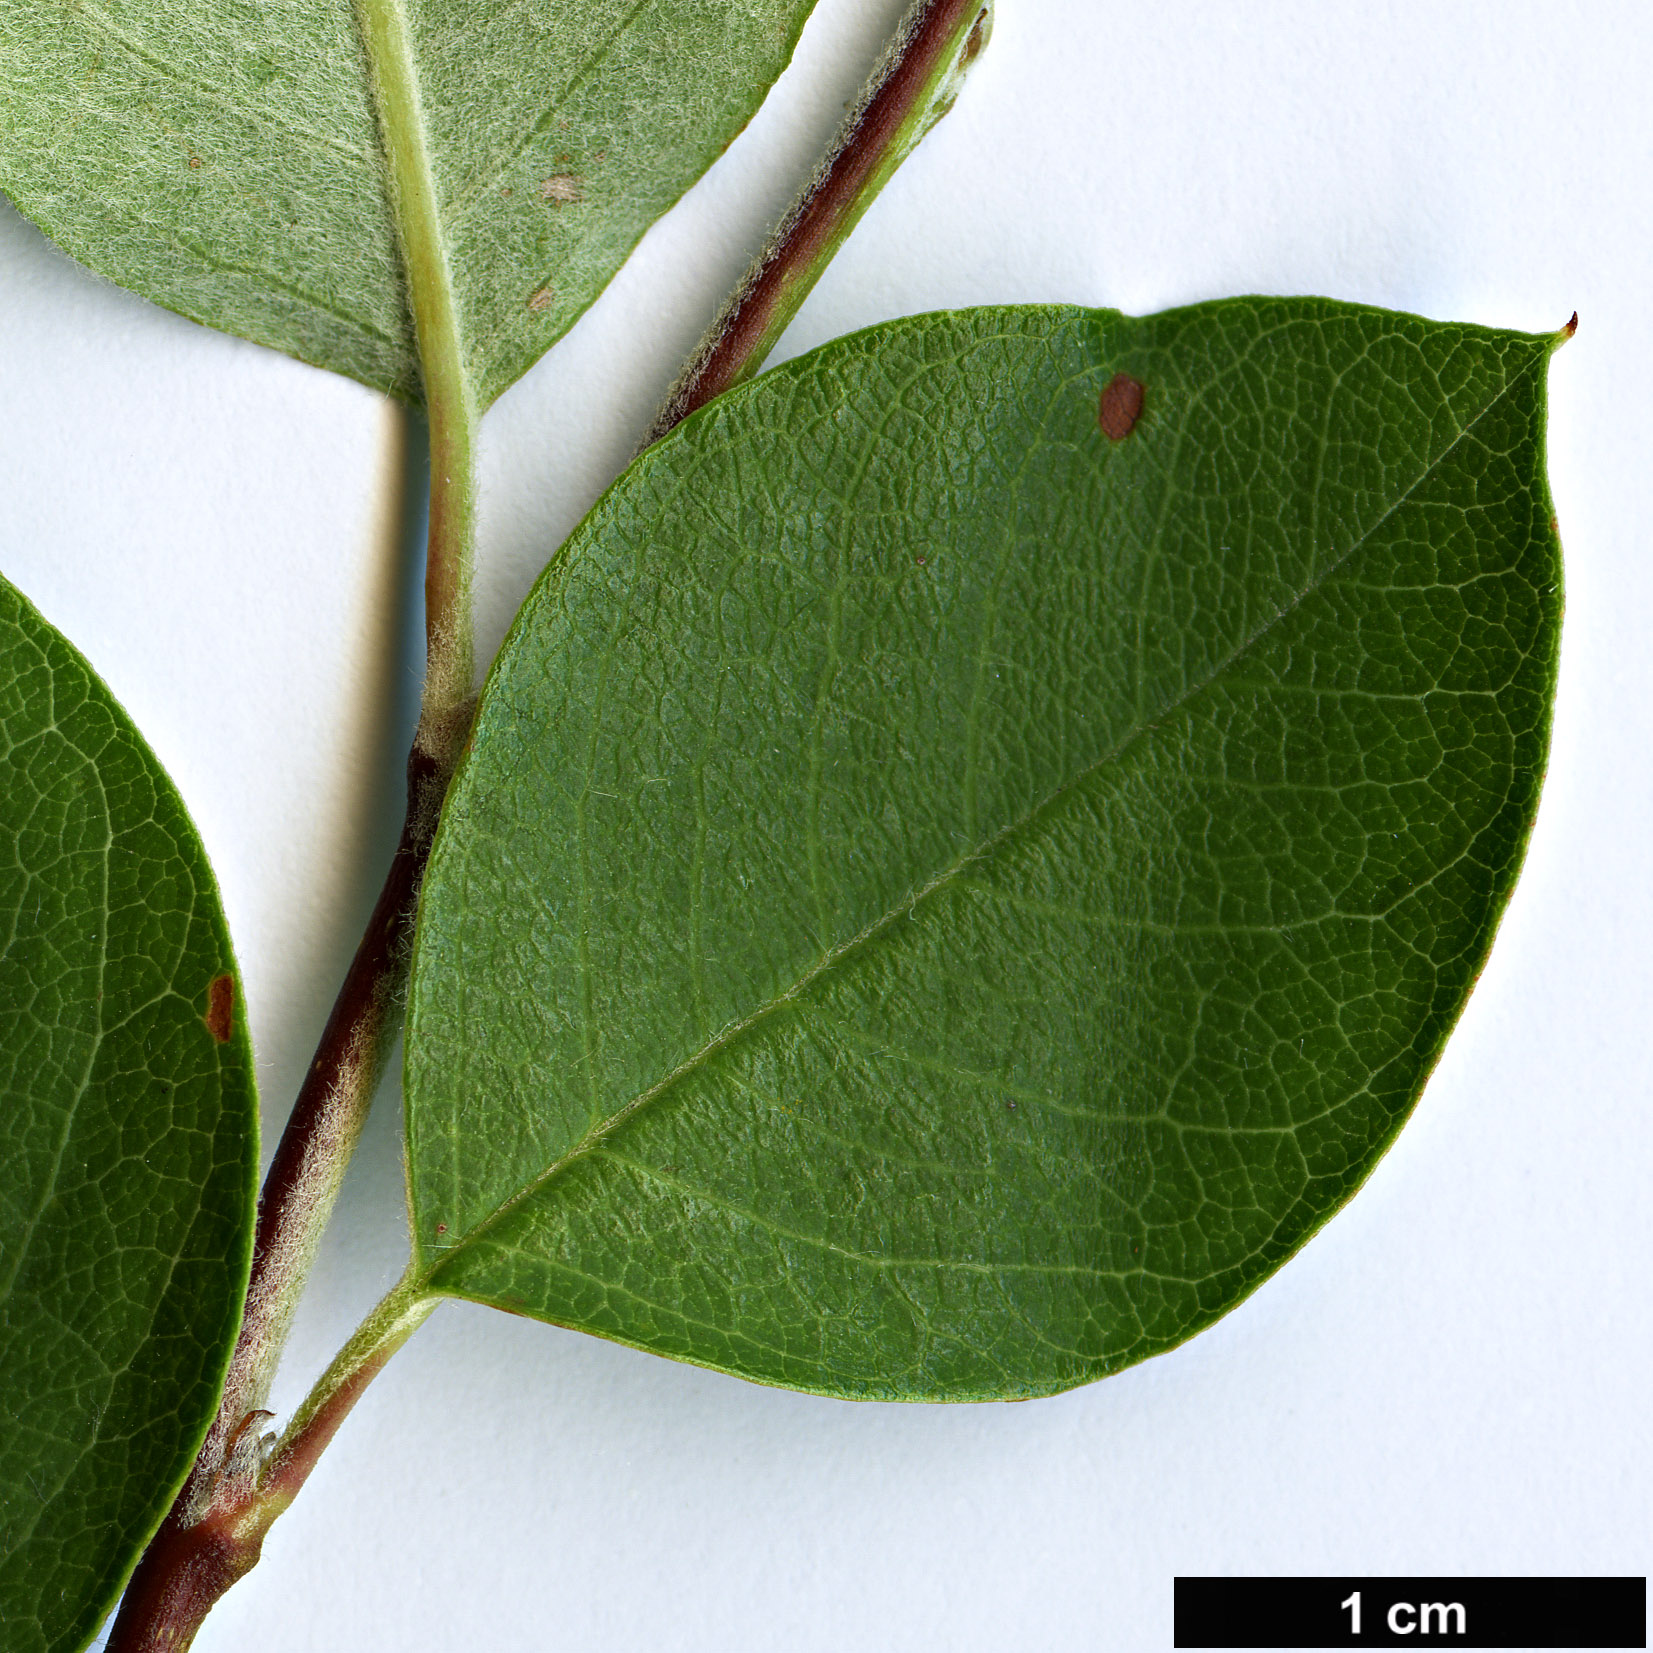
[403,298,1561,1399]
[0,0,820,406]
[0,575,257,1652]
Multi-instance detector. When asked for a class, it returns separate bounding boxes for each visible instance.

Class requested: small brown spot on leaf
[1550,515,1560,536]
[187,155,202,170]
[527,283,556,312]
[205,974,234,1043]
[538,174,583,205]
[1098,373,1145,441]
[435,1223,447,1235]
[963,8,990,64]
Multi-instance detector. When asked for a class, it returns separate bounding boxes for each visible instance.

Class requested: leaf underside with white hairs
[0,0,821,405]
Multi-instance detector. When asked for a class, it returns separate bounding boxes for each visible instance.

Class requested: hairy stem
[191,0,480,1517]
[107,4,991,1648]
[643,0,993,447]
[181,741,449,1528]
[108,0,476,1645]
[260,1276,436,1512]
[102,1282,436,1653]
[361,0,478,760]
[134,0,477,1533]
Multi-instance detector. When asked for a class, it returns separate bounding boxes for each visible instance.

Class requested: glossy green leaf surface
[0,0,819,406]
[0,577,257,1652]
[405,299,1561,1399]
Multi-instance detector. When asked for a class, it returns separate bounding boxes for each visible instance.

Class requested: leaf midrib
[419,346,1541,1280]
[352,0,473,416]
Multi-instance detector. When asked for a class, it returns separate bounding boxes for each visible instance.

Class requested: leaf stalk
[103,1280,436,1653]
[108,0,480,1641]
[104,0,990,1644]
[358,0,479,758]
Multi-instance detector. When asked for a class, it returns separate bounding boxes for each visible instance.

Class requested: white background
[3,1,1649,1648]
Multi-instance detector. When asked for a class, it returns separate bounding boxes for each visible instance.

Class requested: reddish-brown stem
[644,0,992,446]
[199,742,445,1489]
[105,5,992,1648]
[114,0,481,1626]
[104,745,451,1653]
[107,1277,433,1653]
[101,1520,258,1653]
[246,748,437,1335]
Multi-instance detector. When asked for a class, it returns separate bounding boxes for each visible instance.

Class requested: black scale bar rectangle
[1174,1577,1646,1648]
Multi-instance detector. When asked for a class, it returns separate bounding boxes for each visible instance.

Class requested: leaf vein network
[423,345,1539,1280]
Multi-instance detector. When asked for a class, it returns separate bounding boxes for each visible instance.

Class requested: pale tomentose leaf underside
[0,0,820,406]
